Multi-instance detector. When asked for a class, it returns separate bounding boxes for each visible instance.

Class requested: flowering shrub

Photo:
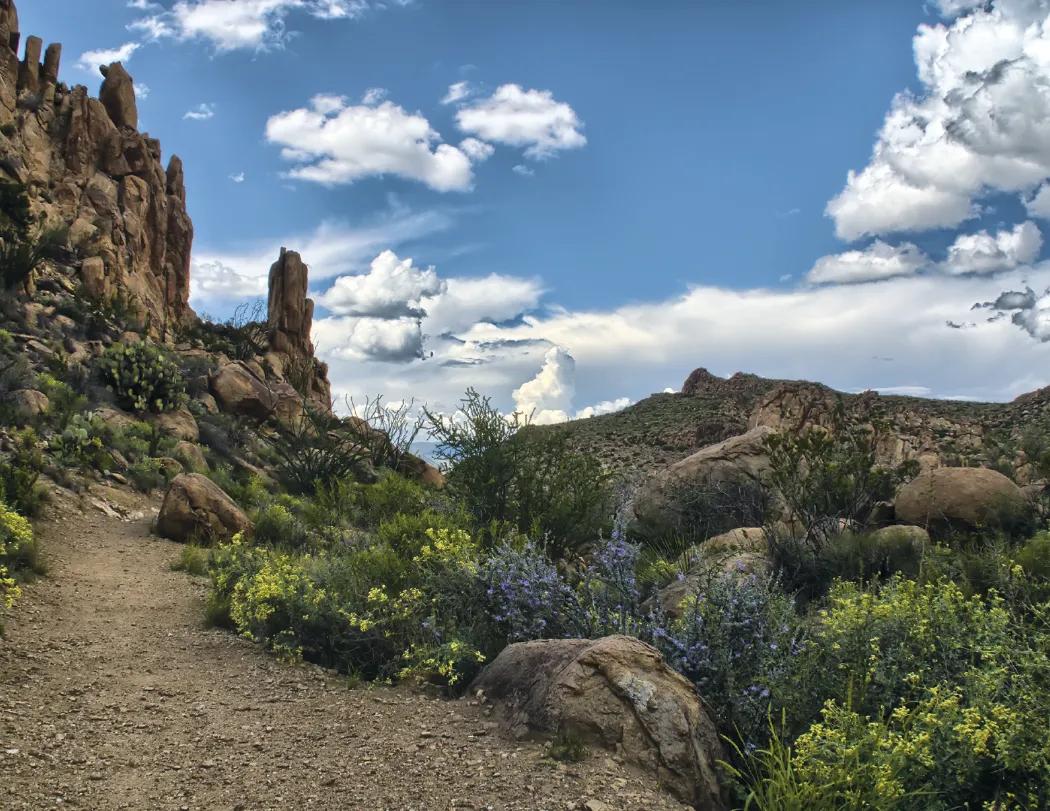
[651,571,802,748]
[481,538,581,641]
[97,341,185,413]
[0,499,34,614]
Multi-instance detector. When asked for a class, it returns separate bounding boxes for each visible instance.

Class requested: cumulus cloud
[130,0,375,52]
[77,42,140,73]
[1025,183,1050,219]
[361,87,387,105]
[314,315,425,363]
[190,260,267,311]
[512,164,535,177]
[442,81,474,105]
[229,171,246,183]
[184,102,216,121]
[458,138,494,162]
[512,346,576,424]
[457,84,586,160]
[807,240,928,285]
[575,397,632,419]
[826,1,1050,240]
[942,221,1043,275]
[265,94,475,191]
[318,250,446,318]
[423,274,544,335]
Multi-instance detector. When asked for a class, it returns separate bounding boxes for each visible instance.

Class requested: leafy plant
[0,428,46,517]
[263,404,371,495]
[97,341,186,413]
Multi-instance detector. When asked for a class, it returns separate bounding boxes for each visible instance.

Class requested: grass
[170,545,208,577]
[547,728,589,763]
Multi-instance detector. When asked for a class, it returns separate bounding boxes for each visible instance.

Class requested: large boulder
[157,473,251,544]
[209,361,301,423]
[8,388,48,419]
[151,407,199,442]
[472,635,725,810]
[98,62,138,130]
[633,426,775,539]
[895,467,1031,534]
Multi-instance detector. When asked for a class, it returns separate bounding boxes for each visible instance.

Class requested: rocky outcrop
[895,467,1031,535]
[0,4,194,337]
[266,248,331,409]
[209,361,302,423]
[473,635,726,810]
[157,473,251,544]
[632,426,775,539]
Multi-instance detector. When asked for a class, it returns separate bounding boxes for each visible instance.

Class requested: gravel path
[0,494,687,810]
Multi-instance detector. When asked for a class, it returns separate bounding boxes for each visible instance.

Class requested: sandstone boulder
[397,452,446,489]
[895,467,1031,534]
[157,473,251,544]
[209,362,280,421]
[8,388,48,419]
[98,62,137,130]
[472,635,725,810]
[151,407,199,442]
[632,426,775,539]
[173,440,207,473]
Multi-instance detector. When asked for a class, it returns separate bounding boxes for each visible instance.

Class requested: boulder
[895,467,1031,534]
[151,407,199,442]
[173,440,207,472]
[157,473,251,544]
[397,452,446,489]
[8,388,48,419]
[472,636,725,810]
[633,426,775,539]
[98,62,137,130]
[209,361,280,421]
[79,256,108,300]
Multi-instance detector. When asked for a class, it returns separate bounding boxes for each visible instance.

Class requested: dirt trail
[0,495,685,811]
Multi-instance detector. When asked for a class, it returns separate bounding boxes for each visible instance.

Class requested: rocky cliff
[0,1,192,337]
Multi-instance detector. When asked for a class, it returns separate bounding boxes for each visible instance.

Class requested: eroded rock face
[157,473,251,544]
[895,467,1031,534]
[472,635,726,810]
[209,360,303,424]
[0,17,194,336]
[632,426,775,539]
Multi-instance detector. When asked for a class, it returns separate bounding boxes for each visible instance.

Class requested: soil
[0,490,687,811]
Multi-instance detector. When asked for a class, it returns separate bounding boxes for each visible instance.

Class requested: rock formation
[473,636,726,810]
[895,467,1031,534]
[0,0,193,337]
[157,473,252,544]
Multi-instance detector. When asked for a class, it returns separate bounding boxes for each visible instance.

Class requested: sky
[19,0,1050,419]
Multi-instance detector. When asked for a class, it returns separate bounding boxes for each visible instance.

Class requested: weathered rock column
[16,32,38,93]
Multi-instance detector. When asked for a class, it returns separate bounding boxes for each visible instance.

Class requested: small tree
[348,394,425,471]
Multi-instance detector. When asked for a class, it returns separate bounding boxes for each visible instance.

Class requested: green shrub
[47,413,111,472]
[0,499,37,614]
[0,222,68,290]
[356,472,429,528]
[252,503,312,550]
[97,341,186,413]
[0,428,46,517]
[264,405,371,496]
[171,545,209,577]
[36,373,86,430]
[376,507,473,558]
[127,457,169,493]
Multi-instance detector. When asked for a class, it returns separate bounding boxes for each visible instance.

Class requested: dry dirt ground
[0,490,687,811]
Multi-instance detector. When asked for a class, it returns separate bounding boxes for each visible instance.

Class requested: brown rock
[16,33,38,93]
[98,62,137,130]
[398,452,446,488]
[9,388,48,418]
[151,407,199,443]
[79,256,107,300]
[173,440,207,473]
[41,42,59,85]
[267,248,314,359]
[632,426,775,539]
[157,473,251,544]
[209,361,301,424]
[473,636,726,810]
[895,467,1031,534]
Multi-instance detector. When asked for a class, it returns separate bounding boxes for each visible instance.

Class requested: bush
[264,405,371,496]
[0,428,46,517]
[126,457,169,493]
[0,222,68,290]
[47,413,111,472]
[252,503,312,550]
[172,545,209,577]
[348,394,424,470]
[0,499,36,614]
[97,341,186,413]
[36,373,86,431]
[656,476,774,545]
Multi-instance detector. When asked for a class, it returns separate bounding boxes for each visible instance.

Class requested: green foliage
[548,729,589,763]
[355,472,429,528]
[0,428,46,517]
[263,405,371,496]
[183,302,269,361]
[126,457,168,493]
[47,413,111,472]
[0,223,68,290]
[171,545,209,577]
[97,341,186,413]
[36,373,87,430]
[251,503,312,550]
[425,389,611,551]
[0,499,37,615]
[348,394,424,470]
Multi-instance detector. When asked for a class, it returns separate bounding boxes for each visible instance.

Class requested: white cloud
[457,84,586,160]
[361,87,387,105]
[77,42,140,73]
[229,172,246,183]
[808,240,929,285]
[942,221,1043,275]
[459,137,494,162]
[1025,182,1050,219]
[318,250,446,318]
[314,315,425,363]
[190,260,267,312]
[512,346,575,424]
[183,102,216,120]
[442,81,474,105]
[512,164,534,177]
[977,285,1050,341]
[137,83,151,99]
[423,274,543,335]
[130,0,375,53]
[189,205,455,310]
[575,397,632,419]
[827,1,1050,240]
[265,94,475,191]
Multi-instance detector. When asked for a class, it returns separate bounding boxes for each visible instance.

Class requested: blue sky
[20,0,1050,417]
